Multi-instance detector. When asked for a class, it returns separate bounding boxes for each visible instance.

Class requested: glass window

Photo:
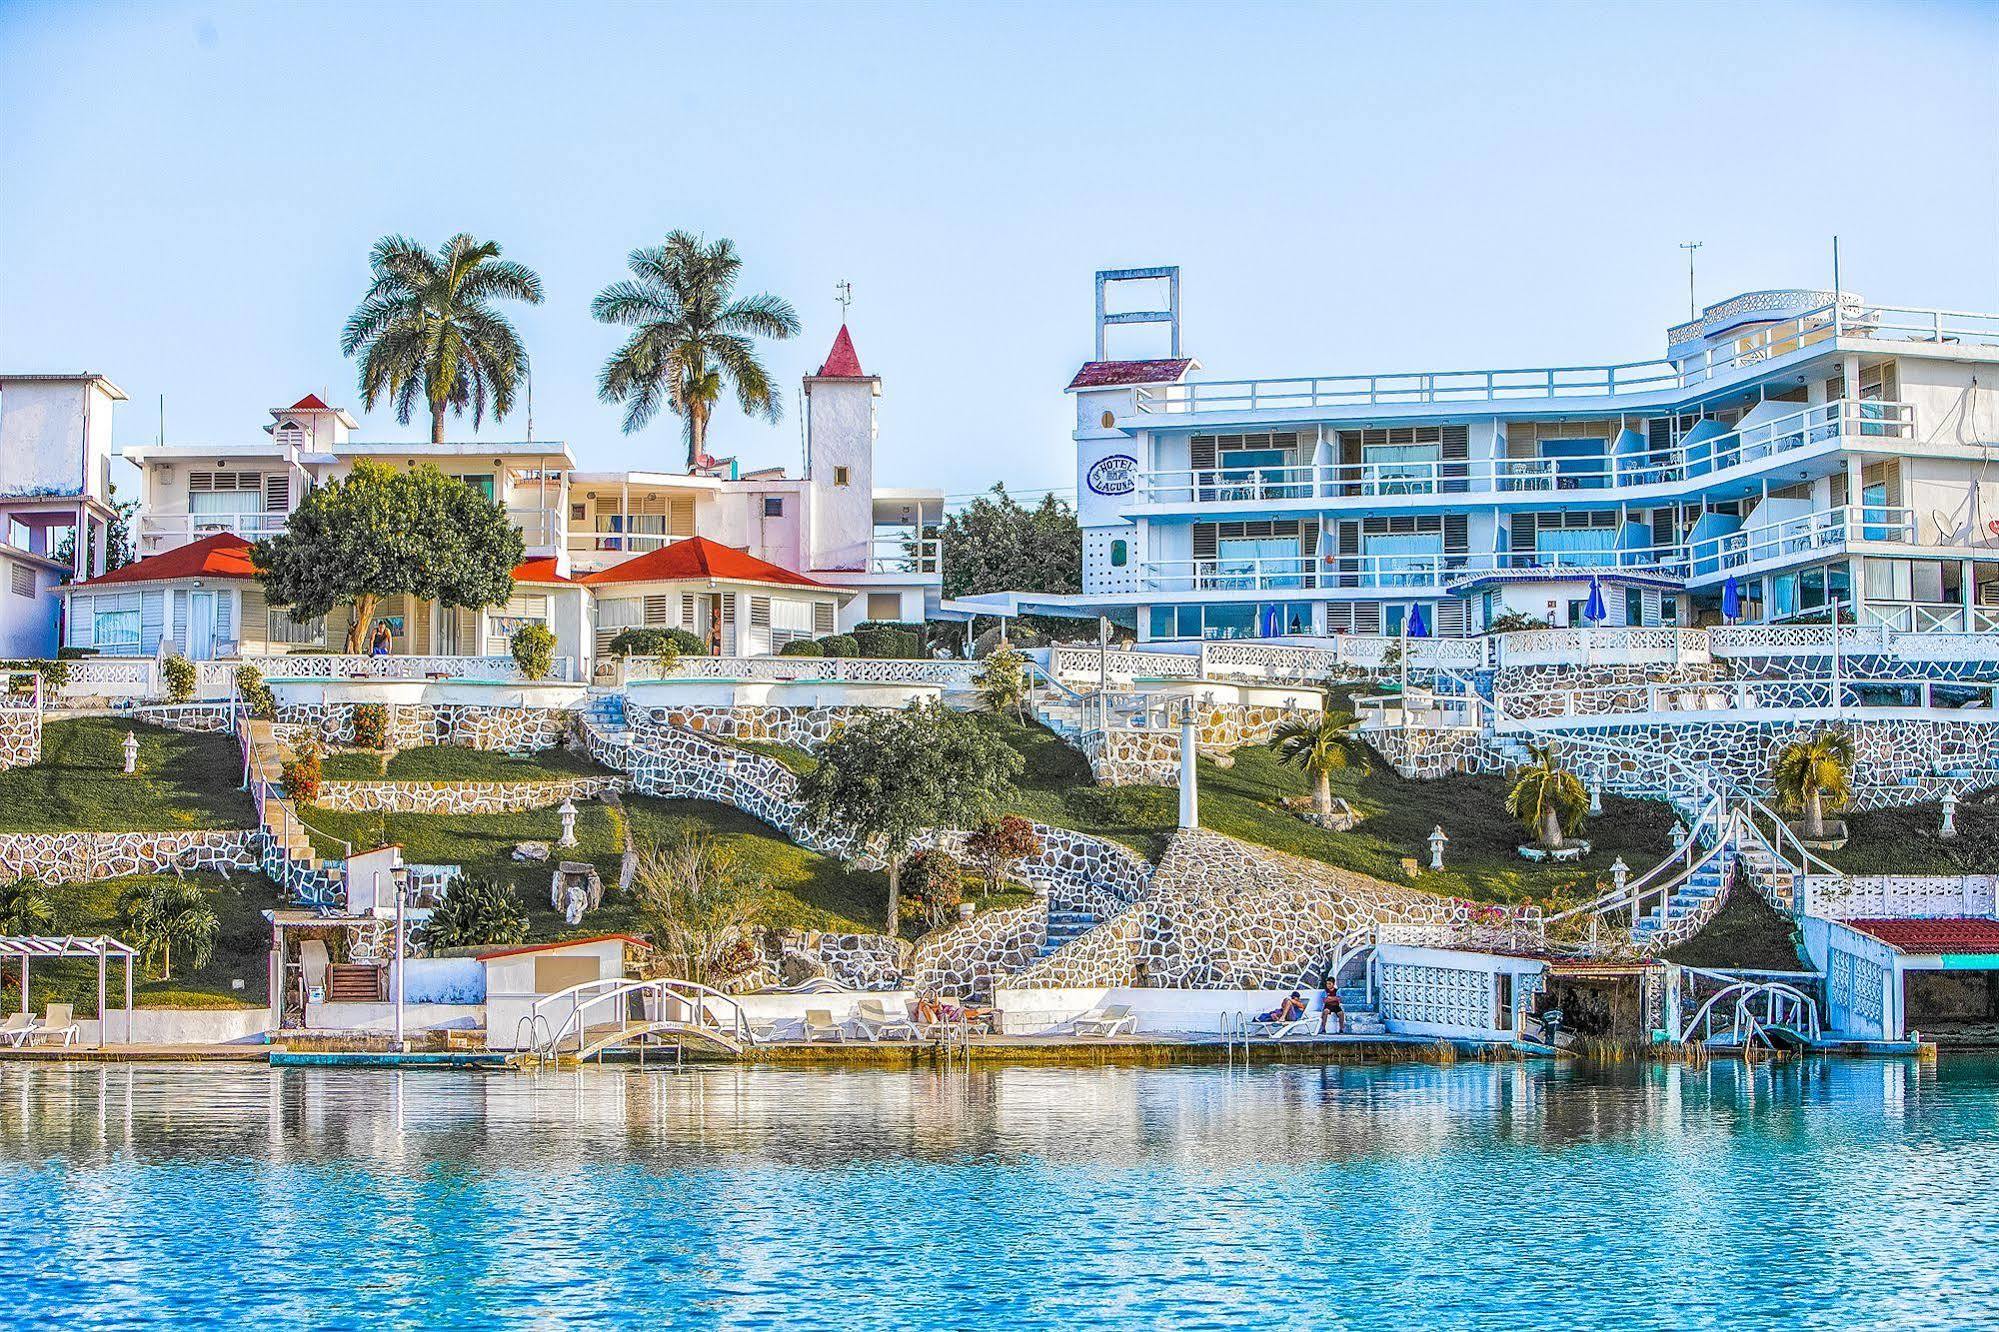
[453,474,496,502]
[1538,438,1607,490]
[1205,603,1254,639]
[1912,560,1946,603]
[833,467,850,486]
[1660,597,1678,624]
[1110,539,1127,568]
[1862,482,1892,540]
[1625,588,1645,625]
[1801,566,1826,609]
[1828,561,1853,609]
[1219,537,1300,588]
[1150,605,1175,638]
[1567,599,1588,625]
[1383,603,1405,637]
[1363,533,1443,587]
[1772,573,1798,618]
[763,496,784,518]
[94,610,140,651]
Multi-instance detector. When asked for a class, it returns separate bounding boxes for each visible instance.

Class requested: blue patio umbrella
[1721,575,1743,623]
[1583,576,1607,625]
[1406,602,1430,638]
[1260,604,1283,638]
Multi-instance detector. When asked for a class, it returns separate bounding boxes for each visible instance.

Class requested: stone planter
[1788,819,1849,852]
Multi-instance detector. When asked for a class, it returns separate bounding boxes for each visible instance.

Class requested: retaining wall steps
[1038,910,1099,958]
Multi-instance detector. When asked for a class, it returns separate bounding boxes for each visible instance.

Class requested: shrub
[417,877,530,950]
[161,653,196,704]
[287,646,336,656]
[609,627,705,659]
[900,850,966,928]
[964,814,1044,890]
[778,639,825,657]
[56,646,98,660]
[350,703,389,750]
[851,622,921,659]
[510,622,557,681]
[234,664,275,720]
[976,646,1030,721]
[818,634,859,658]
[280,741,322,804]
[0,659,68,693]
[1485,610,1552,634]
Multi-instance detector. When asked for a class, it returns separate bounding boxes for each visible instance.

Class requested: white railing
[867,536,942,576]
[627,654,980,688]
[504,506,562,550]
[135,510,291,552]
[530,976,755,1057]
[1681,504,1915,582]
[1499,675,1999,724]
[1496,627,1710,670]
[1801,873,1997,921]
[564,526,696,559]
[1140,543,1685,594]
[242,653,572,683]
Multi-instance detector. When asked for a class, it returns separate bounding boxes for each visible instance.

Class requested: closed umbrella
[1406,602,1430,638]
[1721,575,1743,624]
[1260,604,1282,639]
[1583,576,1607,625]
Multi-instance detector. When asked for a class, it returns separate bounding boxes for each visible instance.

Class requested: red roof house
[1845,918,1999,955]
[69,531,260,588]
[578,536,841,591]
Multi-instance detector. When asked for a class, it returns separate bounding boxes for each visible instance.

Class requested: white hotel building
[1062,269,1999,644]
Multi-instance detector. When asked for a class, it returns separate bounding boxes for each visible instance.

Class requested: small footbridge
[1677,967,1825,1053]
[515,977,757,1067]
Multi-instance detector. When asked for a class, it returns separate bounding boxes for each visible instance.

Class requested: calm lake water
[4,1056,1997,1329]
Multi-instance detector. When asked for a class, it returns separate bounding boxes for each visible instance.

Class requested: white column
[1177,702,1199,830]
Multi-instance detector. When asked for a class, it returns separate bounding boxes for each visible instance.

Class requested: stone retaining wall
[276,703,572,753]
[133,702,238,733]
[0,830,260,885]
[634,704,874,751]
[1085,702,1307,787]
[0,706,38,772]
[315,775,625,814]
[908,905,1047,1001]
[1368,726,1506,780]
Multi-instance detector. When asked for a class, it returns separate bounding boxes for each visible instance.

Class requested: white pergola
[0,935,139,1049]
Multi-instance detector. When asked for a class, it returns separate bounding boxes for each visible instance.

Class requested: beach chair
[851,1000,919,1042]
[1072,1003,1138,1037]
[802,1009,845,1043]
[32,1003,79,1048]
[1246,1013,1311,1041]
[0,1013,38,1049]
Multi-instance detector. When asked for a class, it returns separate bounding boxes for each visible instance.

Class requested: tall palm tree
[340,233,544,443]
[1772,729,1854,839]
[1268,710,1367,823]
[591,231,801,471]
[1505,745,1590,850]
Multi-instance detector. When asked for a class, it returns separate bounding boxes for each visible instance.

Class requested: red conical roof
[577,536,832,589]
[816,325,866,378]
[289,393,331,410]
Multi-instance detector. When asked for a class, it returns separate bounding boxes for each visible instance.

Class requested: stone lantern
[1611,857,1630,895]
[557,798,578,848]
[1940,789,1959,841]
[1588,783,1602,816]
[122,730,139,775]
[1427,825,1448,871]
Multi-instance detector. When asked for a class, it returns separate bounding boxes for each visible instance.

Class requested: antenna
[526,365,534,442]
[158,394,164,447]
[1832,234,1842,300]
[1679,242,1703,321]
[835,279,853,321]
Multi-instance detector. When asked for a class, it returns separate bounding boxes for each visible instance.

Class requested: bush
[964,814,1044,889]
[0,659,68,691]
[234,664,275,720]
[351,703,389,750]
[417,877,530,950]
[778,639,825,657]
[161,654,196,704]
[56,646,98,660]
[1485,611,1551,634]
[510,622,557,681]
[281,742,322,804]
[851,622,922,659]
[818,634,859,659]
[609,627,705,659]
[900,850,966,928]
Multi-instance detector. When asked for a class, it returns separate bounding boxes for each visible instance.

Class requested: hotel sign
[1087,454,1137,496]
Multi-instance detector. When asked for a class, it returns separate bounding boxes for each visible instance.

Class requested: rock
[512,841,551,862]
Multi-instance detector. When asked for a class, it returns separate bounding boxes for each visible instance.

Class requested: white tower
[803,325,878,572]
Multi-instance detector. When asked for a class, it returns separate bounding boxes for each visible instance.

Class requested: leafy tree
[976,645,1030,722]
[1267,709,1367,823]
[117,879,219,980]
[796,703,1023,932]
[963,815,1043,893]
[938,484,1082,601]
[591,231,800,472]
[1504,745,1590,850]
[510,623,556,681]
[416,877,529,950]
[339,233,543,443]
[234,664,275,720]
[901,850,966,929]
[253,461,524,652]
[608,626,701,662]
[632,830,761,987]
[0,879,54,936]
[1772,729,1855,839]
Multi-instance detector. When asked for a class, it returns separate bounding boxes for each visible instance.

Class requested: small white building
[0,373,127,656]
[482,934,643,1051]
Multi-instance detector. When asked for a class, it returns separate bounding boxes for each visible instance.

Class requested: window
[1566,599,1588,626]
[750,596,772,627]
[1110,539,1127,567]
[1625,588,1645,626]
[94,609,141,651]
[1660,598,1678,624]
[763,496,785,518]
[8,561,32,598]
[812,601,836,635]
[267,608,327,647]
[867,592,901,621]
[1538,437,1608,490]
[1362,533,1443,587]
[833,466,850,487]
[452,474,497,502]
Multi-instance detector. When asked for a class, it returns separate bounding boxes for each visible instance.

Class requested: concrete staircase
[1630,844,1735,945]
[581,689,632,744]
[1333,984,1387,1036]
[1038,908,1099,957]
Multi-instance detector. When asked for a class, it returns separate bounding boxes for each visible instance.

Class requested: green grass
[1666,888,1806,972]
[0,718,253,832]
[728,740,819,776]
[982,717,1676,909]
[304,801,627,904]
[6,873,281,1012]
[320,745,612,782]
[1824,791,1999,875]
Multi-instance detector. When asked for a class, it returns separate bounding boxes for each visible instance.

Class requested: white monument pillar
[1177,700,1199,830]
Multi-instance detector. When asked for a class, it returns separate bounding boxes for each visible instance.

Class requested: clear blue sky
[3,0,1994,503]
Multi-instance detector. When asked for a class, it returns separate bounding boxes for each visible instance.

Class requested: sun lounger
[802,1009,845,1042]
[1072,1003,1138,1037]
[32,1003,78,1048]
[1246,1014,1311,1040]
[0,1013,38,1049]
[851,1000,919,1042]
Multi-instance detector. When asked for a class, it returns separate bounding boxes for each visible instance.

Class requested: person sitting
[1257,991,1307,1024]
[369,621,393,656]
[1319,981,1345,1035]
[911,995,943,1026]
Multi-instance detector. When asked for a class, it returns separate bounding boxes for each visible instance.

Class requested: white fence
[1050,637,1483,687]
[629,655,982,688]
[1495,624,1999,670]
[1803,875,1997,921]
[59,653,574,702]
[1496,627,1709,669]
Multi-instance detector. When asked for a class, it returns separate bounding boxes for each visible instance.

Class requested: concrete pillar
[1177,701,1199,830]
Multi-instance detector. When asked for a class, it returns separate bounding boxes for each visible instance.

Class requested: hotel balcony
[867,535,942,578]
[136,509,290,555]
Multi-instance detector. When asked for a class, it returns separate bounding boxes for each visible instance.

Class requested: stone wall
[1086,702,1309,787]
[133,702,239,733]
[315,775,626,815]
[275,703,572,753]
[633,704,874,752]
[0,830,260,885]
[0,705,38,772]
[1367,726,1506,780]
[908,905,1047,1001]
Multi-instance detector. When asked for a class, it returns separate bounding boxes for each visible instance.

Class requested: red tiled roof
[70,532,259,588]
[1846,918,1999,955]
[815,325,866,378]
[475,933,649,962]
[1067,358,1194,390]
[510,557,573,585]
[577,535,829,589]
[289,393,331,411]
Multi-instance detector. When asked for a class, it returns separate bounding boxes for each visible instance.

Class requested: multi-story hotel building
[1066,268,1999,643]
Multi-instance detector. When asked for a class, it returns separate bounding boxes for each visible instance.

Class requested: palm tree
[1268,710,1367,823]
[340,233,544,443]
[1505,745,1590,850]
[117,879,219,981]
[1772,729,1854,840]
[591,231,801,471]
[0,879,54,936]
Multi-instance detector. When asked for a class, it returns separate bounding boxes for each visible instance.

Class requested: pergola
[0,935,139,1049]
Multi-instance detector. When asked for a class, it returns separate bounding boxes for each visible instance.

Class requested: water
[5,1057,1999,1329]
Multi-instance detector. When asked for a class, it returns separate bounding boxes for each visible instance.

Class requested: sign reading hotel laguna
[1087,454,1137,497]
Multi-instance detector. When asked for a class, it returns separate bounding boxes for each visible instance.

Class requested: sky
[2,0,1995,505]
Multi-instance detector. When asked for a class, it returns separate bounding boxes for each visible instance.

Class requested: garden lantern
[557,799,579,848]
[1588,783,1602,816]
[1941,789,1958,841]
[1428,825,1448,870]
[122,730,139,775]
[1611,857,1630,895]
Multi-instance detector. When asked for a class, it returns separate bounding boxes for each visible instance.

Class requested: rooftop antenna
[157,394,164,447]
[1832,234,1842,299]
[835,279,853,322]
[1679,242,1703,320]
[526,363,534,442]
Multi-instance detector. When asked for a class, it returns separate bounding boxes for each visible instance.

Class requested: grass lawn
[0,718,254,832]
[3,872,281,1013]
[1824,792,1999,875]
[728,740,819,777]
[320,745,612,782]
[1665,888,1805,972]
[304,800,627,904]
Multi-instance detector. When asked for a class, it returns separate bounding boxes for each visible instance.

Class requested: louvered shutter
[1440,424,1470,494]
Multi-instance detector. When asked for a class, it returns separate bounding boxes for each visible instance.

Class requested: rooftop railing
[867,536,942,576]
[1130,301,1999,415]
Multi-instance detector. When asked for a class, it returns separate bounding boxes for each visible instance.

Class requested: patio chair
[0,1013,39,1049]
[1246,1014,1312,1041]
[33,1003,79,1048]
[802,1009,845,1043]
[1072,1003,1138,1037]
[851,1000,919,1042]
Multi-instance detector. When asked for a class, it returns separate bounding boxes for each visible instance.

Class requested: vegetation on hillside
[0,719,253,832]
[319,745,611,782]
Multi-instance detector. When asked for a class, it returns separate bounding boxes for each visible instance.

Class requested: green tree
[938,484,1082,601]
[976,645,1030,722]
[631,830,761,987]
[253,461,524,653]
[796,703,1023,932]
[1504,745,1590,850]
[1772,729,1855,840]
[1267,708,1367,823]
[510,622,556,681]
[340,233,543,443]
[416,877,529,950]
[591,231,800,472]
[0,879,54,936]
[117,879,219,981]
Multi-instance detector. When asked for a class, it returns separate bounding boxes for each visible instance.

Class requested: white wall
[303,1001,484,1033]
[805,378,876,572]
[79,1006,273,1045]
[0,380,95,498]
[0,554,60,656]
[995,986,1323,1035]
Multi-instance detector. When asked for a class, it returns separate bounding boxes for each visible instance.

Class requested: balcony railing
[1131,400,1912,506]
[1129,301,1999,415]
[867,536,942,576]
[1681,504,1916,581]
[136,511,291,551]
[1141,544,1686,594]
[565,527,696,558]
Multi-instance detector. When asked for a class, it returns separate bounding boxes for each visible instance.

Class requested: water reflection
[4,1058,1997,1330]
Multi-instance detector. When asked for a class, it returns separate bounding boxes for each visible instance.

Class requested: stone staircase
[581,689,632,744]
[1333,984,1387,1036]
[1038,908,1099,957]
[1630,844,1735,945]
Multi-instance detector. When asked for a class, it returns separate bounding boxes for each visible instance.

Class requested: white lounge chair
[32,1003,79,1048]
[802,1009,845,1042]
[851,1000,919,1042]
[0,1013,38,1049]
[1246,1014,1311,1041]
[1073,1003,1138,1037]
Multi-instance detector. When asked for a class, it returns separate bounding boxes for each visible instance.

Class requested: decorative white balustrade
[1497,676,1999,726]
[1048,637,1482,689]
[634,655,982,688]
[1495,627,1709,669]
[62,653,573,701]
[1803,874,1998,921]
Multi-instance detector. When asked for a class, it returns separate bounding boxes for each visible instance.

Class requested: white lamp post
[390,870,408,1054]
[122,730,139,775]
[1428,825,1448,870]
[1941,788,1959,841]
[1588,782,1602,816]
[557,798,579,848]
